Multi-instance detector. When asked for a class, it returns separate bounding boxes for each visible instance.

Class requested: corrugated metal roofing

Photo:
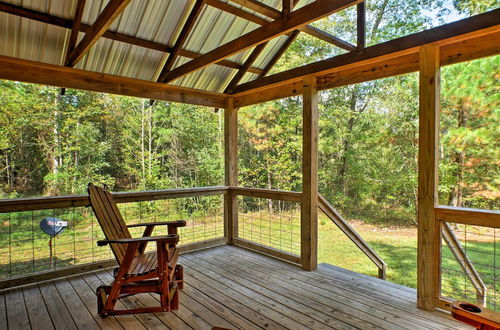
[0,0,315,93]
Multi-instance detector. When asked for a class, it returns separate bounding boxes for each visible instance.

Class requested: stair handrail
[318,194,387,279]
[442,222,487,306]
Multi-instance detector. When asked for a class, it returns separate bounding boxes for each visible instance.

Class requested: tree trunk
[5,155,11,189]
[148,103,153,178]
[141,100,146,187]
[267,158,273,214]
[369,0,390,43]
[448,103,466,207]
[338,90,357,194]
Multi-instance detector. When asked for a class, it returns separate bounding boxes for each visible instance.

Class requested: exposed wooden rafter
[228,0,355,50]
[232,10,500,107]
[224,43,267,93]
[303,25,356,51]
[205,0,267,24]
[0,55,228,108]
[224,0,300,93]
[230,0,278,17]
[64,0,86,66]
[161,0,362,83]
[61,0,86,95]
[357,1,366,51]
[0,1,264,75]
[157,0,206,83]
[282,0,292,14]
[66,0,133,67]
[260,30,300,77]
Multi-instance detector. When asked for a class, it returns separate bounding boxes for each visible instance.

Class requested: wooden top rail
[435,206,500,228]
[231,187,302,202]
[0,186,229,213]
[318,194,387,279]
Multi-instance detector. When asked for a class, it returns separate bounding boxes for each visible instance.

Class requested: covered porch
[0,0,500,329]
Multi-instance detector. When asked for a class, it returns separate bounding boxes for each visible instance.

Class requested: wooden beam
[0,55,227,108]
[301,76,319,271]
[161,0,361,83]
[205,0,268,25]
[222,0,301,92]
[231,187,302,202]
[260,30,300,77]
[357,1,366,51]
[235,29,499,107]
[435,206,500,228]
[64,0,86,66]
[66,0,133,67]
[222,0,300,92]
[225,43,267,93]
[233,11,500,106]
[225,0,355,50]
[224,98,239,244]
[61,0,87,95]
[417,44,441,311]
[0,1,265,75]
[232,10,500,94]
[282,0,292,14]
[0,186,228,213]
[300,25,356,51]
[229,0,280,18]
[233,238,301,264]
[157,0,205,83]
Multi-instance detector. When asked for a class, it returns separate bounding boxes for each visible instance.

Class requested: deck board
[5,288,30,329]
[0,245,473,330]
[22,284,54,330]
[213,246,451,329]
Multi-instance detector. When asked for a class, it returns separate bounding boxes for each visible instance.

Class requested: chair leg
[170,284,179,310]
[96,285,107,316]
[175,264,184,290]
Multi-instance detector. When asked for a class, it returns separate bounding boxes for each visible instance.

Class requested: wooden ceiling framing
[0,1,498,108]
[160,0,362,83]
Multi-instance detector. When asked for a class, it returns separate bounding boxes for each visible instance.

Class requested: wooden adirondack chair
[87,183,186,316]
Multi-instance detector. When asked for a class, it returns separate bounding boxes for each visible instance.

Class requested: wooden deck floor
[0,245,471,330]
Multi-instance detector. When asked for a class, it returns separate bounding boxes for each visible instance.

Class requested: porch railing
[0,186,227,289]
[435,206,500,312]
[0,185,387,290]
[232,187,302,264]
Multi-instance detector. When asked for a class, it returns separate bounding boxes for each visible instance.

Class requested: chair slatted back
[88,183,132,264]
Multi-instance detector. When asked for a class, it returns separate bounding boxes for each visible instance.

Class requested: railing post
[301,75,319,271]
[224,97,238,244]
[417,44,442,311]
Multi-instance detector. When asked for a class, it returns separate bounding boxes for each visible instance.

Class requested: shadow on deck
[0,245,471,329]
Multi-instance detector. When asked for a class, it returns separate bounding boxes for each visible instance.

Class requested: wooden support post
[301,75,319,271]
[356,1,365,51]
[417,44,441,311]
[224,98,238,244]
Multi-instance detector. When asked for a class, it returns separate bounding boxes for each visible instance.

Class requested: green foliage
[453,0,499,14]
[0,4,497,222]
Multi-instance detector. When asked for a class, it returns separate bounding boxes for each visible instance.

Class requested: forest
[0,0,497,225]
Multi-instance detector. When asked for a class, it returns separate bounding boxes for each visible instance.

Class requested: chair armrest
[97,234,178,246]
[126,220,187,228]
